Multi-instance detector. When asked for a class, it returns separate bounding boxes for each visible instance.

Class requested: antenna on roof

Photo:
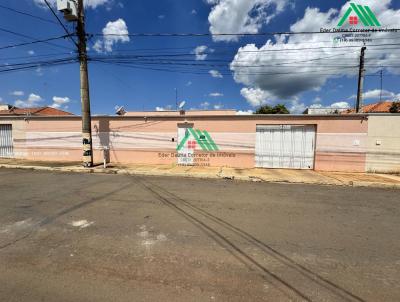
[115,106,126,116]
[178,101,186,109]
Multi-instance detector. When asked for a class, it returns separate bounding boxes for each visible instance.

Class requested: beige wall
[0,119,26,159]
[366,115,400,173]
[0,115,369,172]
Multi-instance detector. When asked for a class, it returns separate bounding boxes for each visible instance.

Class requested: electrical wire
[0,57,78,74]
[0,3,57,24]
[0,52,75,61]
[43,0,78,48]
[91,59,361,76]
[0,32,72,51]
[93,30,400,37]
[85,36,400,54]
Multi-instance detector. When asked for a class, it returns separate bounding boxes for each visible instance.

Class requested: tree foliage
[389,102,400,113]
[255,104,290,114]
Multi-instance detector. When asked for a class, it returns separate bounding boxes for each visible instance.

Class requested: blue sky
[1,0,400,115]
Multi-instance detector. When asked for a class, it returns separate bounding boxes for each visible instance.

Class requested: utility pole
[356,46,366,113]
[77,0,93,167]
[175,88,178,111]
[379,69,383,103]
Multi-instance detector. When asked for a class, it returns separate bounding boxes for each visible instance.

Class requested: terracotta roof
[0,106,74,116]
[343,101,395,114]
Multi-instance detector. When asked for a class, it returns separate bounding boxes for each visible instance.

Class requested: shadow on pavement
[138,176,366,302]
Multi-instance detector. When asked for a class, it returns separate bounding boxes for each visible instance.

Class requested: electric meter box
[57,0,78,21]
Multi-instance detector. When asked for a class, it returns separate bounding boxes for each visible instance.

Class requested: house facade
[0,112,399,173]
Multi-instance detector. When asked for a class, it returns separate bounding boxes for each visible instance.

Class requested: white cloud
[209,70,223,78]
[186,81,193,86]
[200,101,210,109]
[15,93,43,108]
[309,103,322,109]
[209,92,224,97]
[93,40,103,53]
[191,9,197,15]
[331,101,350,108]
[348,89,400,100]
[193,45,210,61]
[362,89,399,100]
[231,1,400,107]
[289,99,306,114]
[213,103,224,109]
[51,96,71,109]
[36,67,43,76]
[207,0,288,42]
[313,96,322,104]
[34,0,111,9]
[240,87,275,107]
[155,105,173,111]
[158,15,165,19]
[28,50,35,55]
[93,19,130,53]
[10,91,24,97]
[236,110,254,115]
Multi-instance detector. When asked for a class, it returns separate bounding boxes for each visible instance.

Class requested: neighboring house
[122,110,237,117]
[343,101,397,114]
[0,104,73,116]
[0,111,399,173]
[303,107,348,115]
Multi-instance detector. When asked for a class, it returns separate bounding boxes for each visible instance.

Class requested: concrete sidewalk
[1,158,400,189]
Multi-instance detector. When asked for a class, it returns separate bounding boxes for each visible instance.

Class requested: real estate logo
[337,3,381,27]
[177,128,219,151]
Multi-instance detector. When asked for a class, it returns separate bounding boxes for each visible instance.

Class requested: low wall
[0,115,369,172]
[366,115,400,173]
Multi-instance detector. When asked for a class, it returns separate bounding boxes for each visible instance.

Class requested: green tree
[255,104,290,114]
[389,102,400,113]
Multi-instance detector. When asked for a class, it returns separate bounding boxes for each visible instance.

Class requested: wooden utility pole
[356,46,366,113]
[77,0,93,167]
[379,69,383,102]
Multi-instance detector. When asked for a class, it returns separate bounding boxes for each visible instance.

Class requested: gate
[255,125,315,169]
[0,124,13,158]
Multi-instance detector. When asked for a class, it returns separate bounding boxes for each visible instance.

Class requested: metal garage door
[0,124,13,158]
[255,125,315,169]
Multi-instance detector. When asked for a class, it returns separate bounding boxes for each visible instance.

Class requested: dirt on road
[0,169,399,302]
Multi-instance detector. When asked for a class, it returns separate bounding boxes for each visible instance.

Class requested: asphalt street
[0,169,399,302]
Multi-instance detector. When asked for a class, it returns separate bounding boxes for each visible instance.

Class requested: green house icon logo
[338,3,381,27]
[177,129,219,151]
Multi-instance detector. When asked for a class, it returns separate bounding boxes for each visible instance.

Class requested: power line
[85,36,400,54]
[93,29,400,37]
[0,3,57,24]
[91,58,360,69]
[90,49,359,65]
[0,28,70,50]
[0,52,74,61]
[0,32,71,51]
[87,44,400,59]
[91,59,361,76]
[0,58,78,74]
[43,0,78,48]
[0,56,77,69]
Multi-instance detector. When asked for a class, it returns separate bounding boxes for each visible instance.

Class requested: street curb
[1,164,400,189]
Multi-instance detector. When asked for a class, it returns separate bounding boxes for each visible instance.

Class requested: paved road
[0,169,399,302]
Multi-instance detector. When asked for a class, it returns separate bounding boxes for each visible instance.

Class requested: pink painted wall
[2,115,368,172]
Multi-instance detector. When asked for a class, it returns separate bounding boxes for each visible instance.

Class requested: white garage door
[0,124,13,158]
[255,125,315,169]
